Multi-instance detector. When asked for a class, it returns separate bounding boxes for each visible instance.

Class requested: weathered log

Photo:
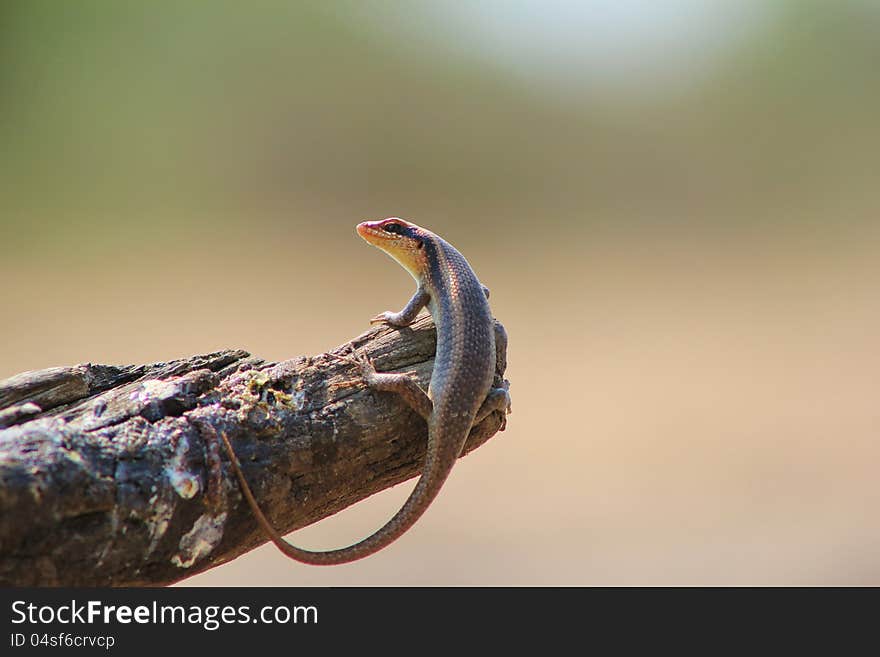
[0,315,509,586]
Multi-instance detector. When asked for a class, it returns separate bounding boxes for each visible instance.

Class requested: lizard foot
[328,346,378,384]
[474,380,512,431]
[369,311,415,327]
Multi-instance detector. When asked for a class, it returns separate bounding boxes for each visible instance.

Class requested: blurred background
[2,1,878,585]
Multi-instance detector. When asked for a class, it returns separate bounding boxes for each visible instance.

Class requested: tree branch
[0,315,510,586]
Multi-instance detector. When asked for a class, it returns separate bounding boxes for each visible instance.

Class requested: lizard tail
[219,423,466,566]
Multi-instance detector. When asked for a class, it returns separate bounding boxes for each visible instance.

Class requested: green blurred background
[2,1,878,585]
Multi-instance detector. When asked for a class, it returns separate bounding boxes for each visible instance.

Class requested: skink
[220,217,510,565]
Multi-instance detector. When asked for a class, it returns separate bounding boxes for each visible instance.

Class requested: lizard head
[356,218,428,280]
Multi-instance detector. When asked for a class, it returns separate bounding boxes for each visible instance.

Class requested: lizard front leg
[370,288,430,327]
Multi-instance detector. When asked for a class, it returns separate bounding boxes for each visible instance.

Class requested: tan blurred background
[2,1,878,585]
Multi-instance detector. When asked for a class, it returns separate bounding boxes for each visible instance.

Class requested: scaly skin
[219,218,510,565]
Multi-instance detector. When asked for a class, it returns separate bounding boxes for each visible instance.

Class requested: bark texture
[0,315,509,586]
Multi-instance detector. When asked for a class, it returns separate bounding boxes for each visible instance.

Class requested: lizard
[218,217,511,565]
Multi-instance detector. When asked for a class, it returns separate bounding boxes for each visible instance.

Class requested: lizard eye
[383,223,404,235]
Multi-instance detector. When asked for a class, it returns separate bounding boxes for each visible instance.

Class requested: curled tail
[218,422,466,565]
